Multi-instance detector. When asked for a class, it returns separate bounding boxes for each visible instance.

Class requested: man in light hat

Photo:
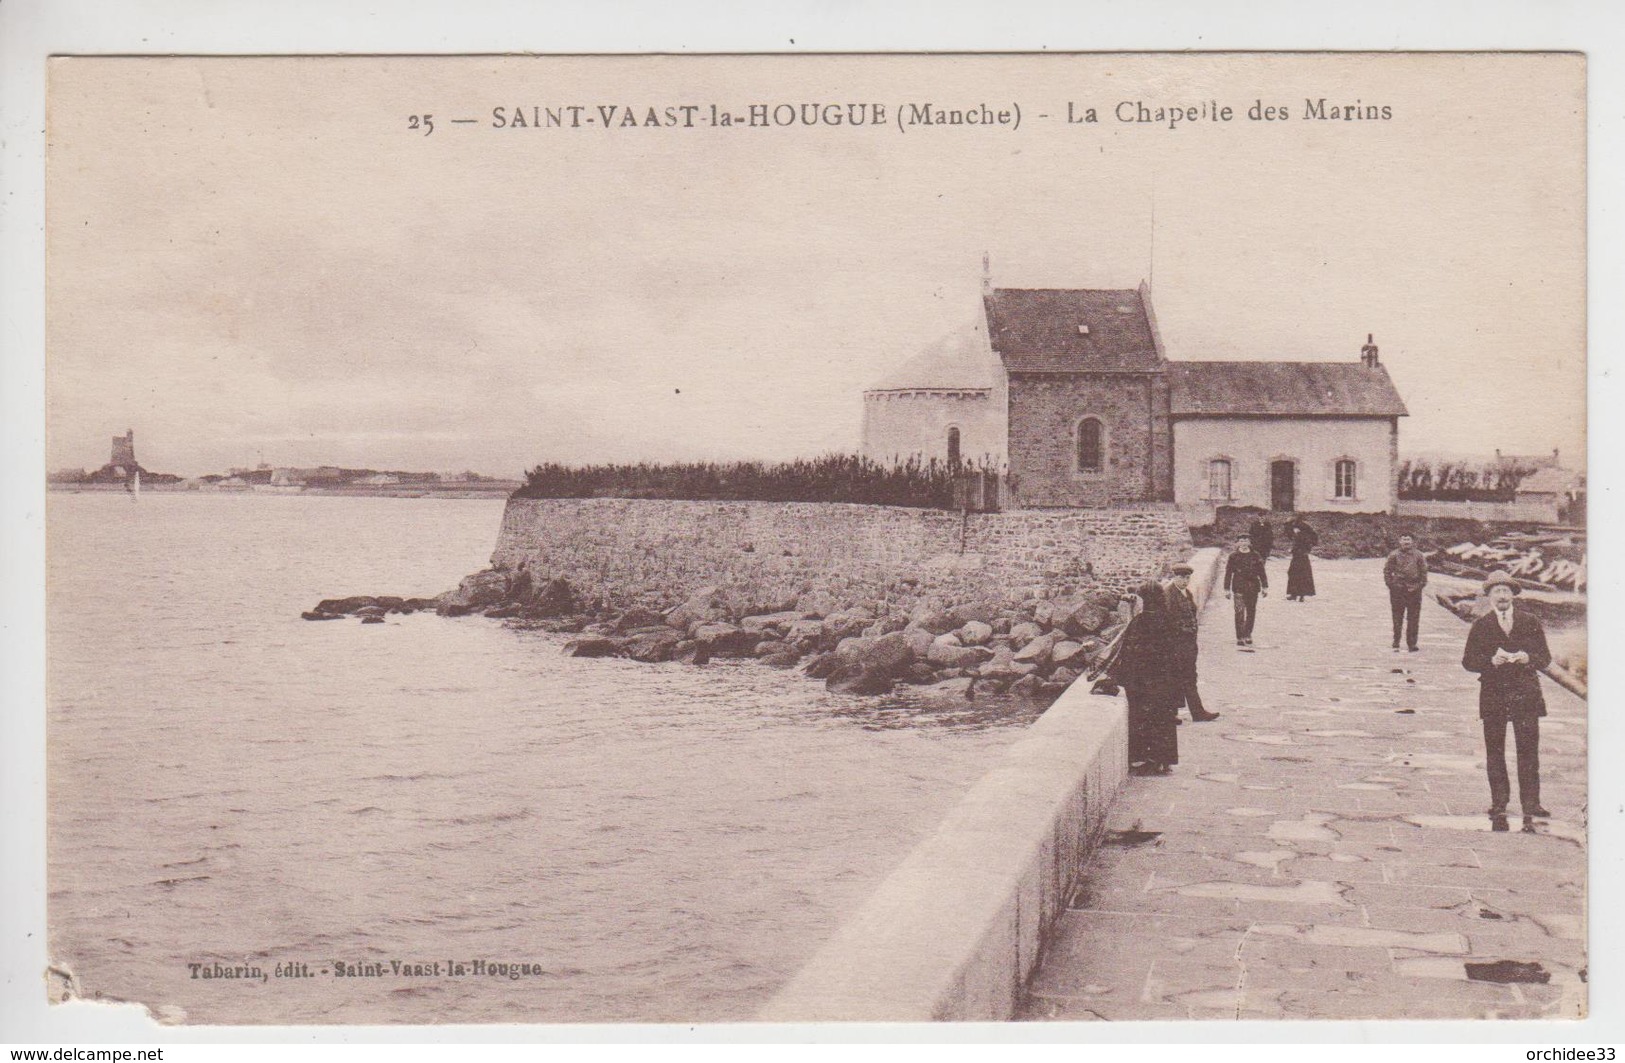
[1164,563,1220,722]
[1462,570,1553,828]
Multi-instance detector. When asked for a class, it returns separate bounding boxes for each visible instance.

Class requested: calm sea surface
[47,493,1034,1024]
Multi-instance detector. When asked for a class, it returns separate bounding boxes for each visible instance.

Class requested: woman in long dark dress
[1285,515,1319,601]
[1108,581,1180,774]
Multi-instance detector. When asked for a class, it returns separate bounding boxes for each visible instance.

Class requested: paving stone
[1016,560,1586,1022]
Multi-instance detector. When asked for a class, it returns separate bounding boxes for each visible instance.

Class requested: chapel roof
[1167,361,1409,418]
[865,319,998,392]
[983,287,1162,371]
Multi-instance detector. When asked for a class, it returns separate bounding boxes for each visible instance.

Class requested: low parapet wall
[757,690,1128,1022]
[758,545,1220,1023]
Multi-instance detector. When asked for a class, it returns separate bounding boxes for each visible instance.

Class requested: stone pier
[1021,558,1587,1021]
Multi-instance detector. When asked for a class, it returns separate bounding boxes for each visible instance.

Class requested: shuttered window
[1208,459,1232,500]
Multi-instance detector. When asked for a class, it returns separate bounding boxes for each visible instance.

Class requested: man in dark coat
[1164,564,1219,722]
[1462,571,1553,826]
[1384,532,1430,652]
[1223,534,1268,647]
[1248,517,1275,561]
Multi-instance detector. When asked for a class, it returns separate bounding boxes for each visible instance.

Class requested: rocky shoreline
[304,566,1133,704]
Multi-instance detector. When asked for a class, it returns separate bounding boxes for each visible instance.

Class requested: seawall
[755,547,1223,1022]
[758,687,1128,1022]
[490,498,1194,611]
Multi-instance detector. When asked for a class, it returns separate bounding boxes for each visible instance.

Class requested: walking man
[1384,532,1429,652]
[1164,563,1220,722]
[1223,534,1268,647]
[1462,571,1553,830]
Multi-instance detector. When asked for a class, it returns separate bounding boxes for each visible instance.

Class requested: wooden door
[1270,460,1296,511]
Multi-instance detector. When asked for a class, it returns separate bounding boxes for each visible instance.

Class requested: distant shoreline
[47,482,521,499]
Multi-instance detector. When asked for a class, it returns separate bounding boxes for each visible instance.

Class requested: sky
[45,53,1586,477]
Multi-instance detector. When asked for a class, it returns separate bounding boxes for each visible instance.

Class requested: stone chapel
[860,275,1408,517]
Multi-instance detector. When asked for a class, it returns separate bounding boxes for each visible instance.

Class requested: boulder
[359,615,386,625]
[1032,600,1057,628]
[301,611,344,621]
[900,625,937,657]
[437,569,513,616]
[802,652,840,679]
[691,622,759,657]
[482,604,523,619]
[784,619,826,648]
[313,595,386,615]
[1058,599,1113,639]
[1013,631,1058,664]
[673,640,711,666]
[761,649,804,669]
[612,606,667,633]
[794,590,840,618]
[902,662,940,685]
[624,629,682,662]
[515,575,579,618]
[912,609,960,635]
[991,616,1013,635]
[958,621,994,646]
[562,637,624,658]
[1050,640,1087,667]
[1049,667,1082,687]
[741,611,808,633]
[949,600,1000,627]
[1009,621,1044,644]
[402,597,441,613]
[753,639,785,657]
[666,586,727,630]
[927,642,994,670]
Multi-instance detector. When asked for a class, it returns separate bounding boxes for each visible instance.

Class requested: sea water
[46,492,1031,1024]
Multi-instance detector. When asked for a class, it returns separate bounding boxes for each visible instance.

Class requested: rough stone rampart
[490,498,1193,611]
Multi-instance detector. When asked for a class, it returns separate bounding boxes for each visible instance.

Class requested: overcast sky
[46,54,1585,477]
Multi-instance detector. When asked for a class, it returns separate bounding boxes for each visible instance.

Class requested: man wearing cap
[1384,532,1430,652]
[1462,571,1553,826]
[1164,564,1220,722]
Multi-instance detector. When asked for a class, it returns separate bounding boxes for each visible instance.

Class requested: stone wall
[1193,505,1548,560]
[490,498,1194,612]
[1005,372,1169,507]
[1397,499,1560,524]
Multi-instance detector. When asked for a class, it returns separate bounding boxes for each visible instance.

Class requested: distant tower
[1360,334,1380,368]
[980,252,992,295]
[110,429,137,467]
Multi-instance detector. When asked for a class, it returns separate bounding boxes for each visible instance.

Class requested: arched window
[1076,418,1104,474]
[1335,458,1358,500]
[946,426,961,467]
[1207,459,1232,500]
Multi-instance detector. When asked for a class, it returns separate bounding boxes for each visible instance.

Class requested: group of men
[1217,528,1439,653]
[1172,531,1557,832]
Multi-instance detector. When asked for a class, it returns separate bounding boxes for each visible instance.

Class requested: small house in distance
[861,270,1409,518]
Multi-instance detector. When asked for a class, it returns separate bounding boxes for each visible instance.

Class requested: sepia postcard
[40,52,1587,1029]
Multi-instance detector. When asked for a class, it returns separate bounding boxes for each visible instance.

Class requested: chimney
[1360,333,1380,368]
